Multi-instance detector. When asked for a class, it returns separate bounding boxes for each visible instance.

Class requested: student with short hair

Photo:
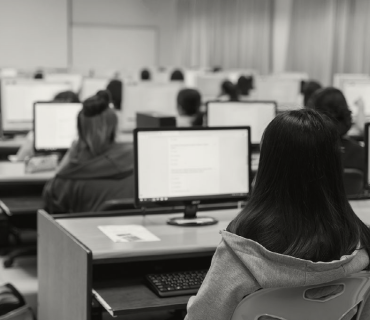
[220,80,239,102]
[140,69,151,81]
[185,109,370,320]
[176,88,203,127]
[170,69,184,81]
[43,90,134,213]
[307,87,364,172]
[302,80,322,107]
[54,90,80,103]
[106,79,123,110]
[237,75,253,96]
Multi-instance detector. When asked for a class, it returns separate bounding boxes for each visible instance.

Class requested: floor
[0,255,38,317]
[0,255,186,320]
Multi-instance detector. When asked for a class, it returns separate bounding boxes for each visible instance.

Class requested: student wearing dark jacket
[307,87,365,173]
[43,90,134,213]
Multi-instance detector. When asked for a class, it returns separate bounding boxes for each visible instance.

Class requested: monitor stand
[167,205,218,227]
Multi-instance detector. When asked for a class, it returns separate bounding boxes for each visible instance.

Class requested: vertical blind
[286,0,370,85]
[175,0,273,73]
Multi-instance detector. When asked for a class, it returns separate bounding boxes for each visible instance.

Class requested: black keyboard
[146,270,208,297]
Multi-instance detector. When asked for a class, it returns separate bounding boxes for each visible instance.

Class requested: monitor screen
[342,80,370,117]
[196,74,226,100]
[366,123,370,188]
[0,79,72,132]
[333,73,370,90]
[253,76,302,109]
[206,101,276,145]
[34,102,81,152]
[135,127,251,206]
[121,82,183,131]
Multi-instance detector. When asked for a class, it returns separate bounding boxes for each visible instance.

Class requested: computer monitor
[44,73,83,93]
[120,82,183,131]
[80,77,110,101]
[253,76,303,110]
[196,74,227,100]
[0,79,72,133]
[342,80,370,117]
[333,73,370,90]
[206,101,276,146]
[365,123,370,190]
[33,102,82,153]
[134,127,251,226]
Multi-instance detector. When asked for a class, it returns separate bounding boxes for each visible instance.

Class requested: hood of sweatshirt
[56,142,134,180]
[221,230,369,288]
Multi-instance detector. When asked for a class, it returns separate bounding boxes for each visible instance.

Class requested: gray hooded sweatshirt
[185,230,370,320]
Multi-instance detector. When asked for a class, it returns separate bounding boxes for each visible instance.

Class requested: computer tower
[136,112,176,128]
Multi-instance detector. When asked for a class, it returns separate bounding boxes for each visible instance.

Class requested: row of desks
[38,199,370,320]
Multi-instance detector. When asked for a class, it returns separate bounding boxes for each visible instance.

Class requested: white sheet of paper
[98,225,160,243]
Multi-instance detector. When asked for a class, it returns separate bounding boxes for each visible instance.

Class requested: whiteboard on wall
[72,26,157,70]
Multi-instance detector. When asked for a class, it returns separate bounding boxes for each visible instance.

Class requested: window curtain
[175,0,273,73]
[286,0,370,85]
[285,0,336,85]
[332,0,370,74]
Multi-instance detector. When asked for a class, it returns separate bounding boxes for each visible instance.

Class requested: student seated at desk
[302,80,321,107]
[307,87,365,172]
[43,90,134,213]
[177,89,204,127]
[106,79,122,110]
[16,91,80,161]
[185,109,370,320]
[219,80,240,102]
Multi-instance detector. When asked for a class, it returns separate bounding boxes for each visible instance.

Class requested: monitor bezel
[0,78,73,134]
[205,100,277,147]
[134,126,252,208]
[365,123,370,190]
[33,101,82,154]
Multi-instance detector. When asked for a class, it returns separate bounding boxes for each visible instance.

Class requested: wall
[0,0,294,72]
[71,0,178,68]
[0,0,68,69]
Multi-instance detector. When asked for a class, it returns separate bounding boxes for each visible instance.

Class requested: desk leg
[92,298,103,320]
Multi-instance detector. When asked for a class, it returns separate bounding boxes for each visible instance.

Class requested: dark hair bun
[82,90,110,117]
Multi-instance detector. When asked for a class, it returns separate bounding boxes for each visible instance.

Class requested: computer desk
[0,136,25,160]
[38,199,370,320]
[0,162,54,215]
[0,162,54,185]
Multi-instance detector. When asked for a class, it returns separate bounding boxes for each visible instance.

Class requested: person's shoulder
[341,136,363,151]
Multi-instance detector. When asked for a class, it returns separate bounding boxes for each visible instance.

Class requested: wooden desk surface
[0,162,54,184]
[57,209,239,262]
[57,200,370,262]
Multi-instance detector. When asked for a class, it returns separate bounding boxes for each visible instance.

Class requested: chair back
[97,198,135,212]
[231,272,370,320]
[343,168,364,197]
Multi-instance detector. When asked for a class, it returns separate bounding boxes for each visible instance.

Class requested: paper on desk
[98,225,160,243]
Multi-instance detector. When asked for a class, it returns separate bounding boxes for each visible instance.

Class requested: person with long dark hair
[185,109,370,320]
[43,90,134,213]
[307,87,364,172]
